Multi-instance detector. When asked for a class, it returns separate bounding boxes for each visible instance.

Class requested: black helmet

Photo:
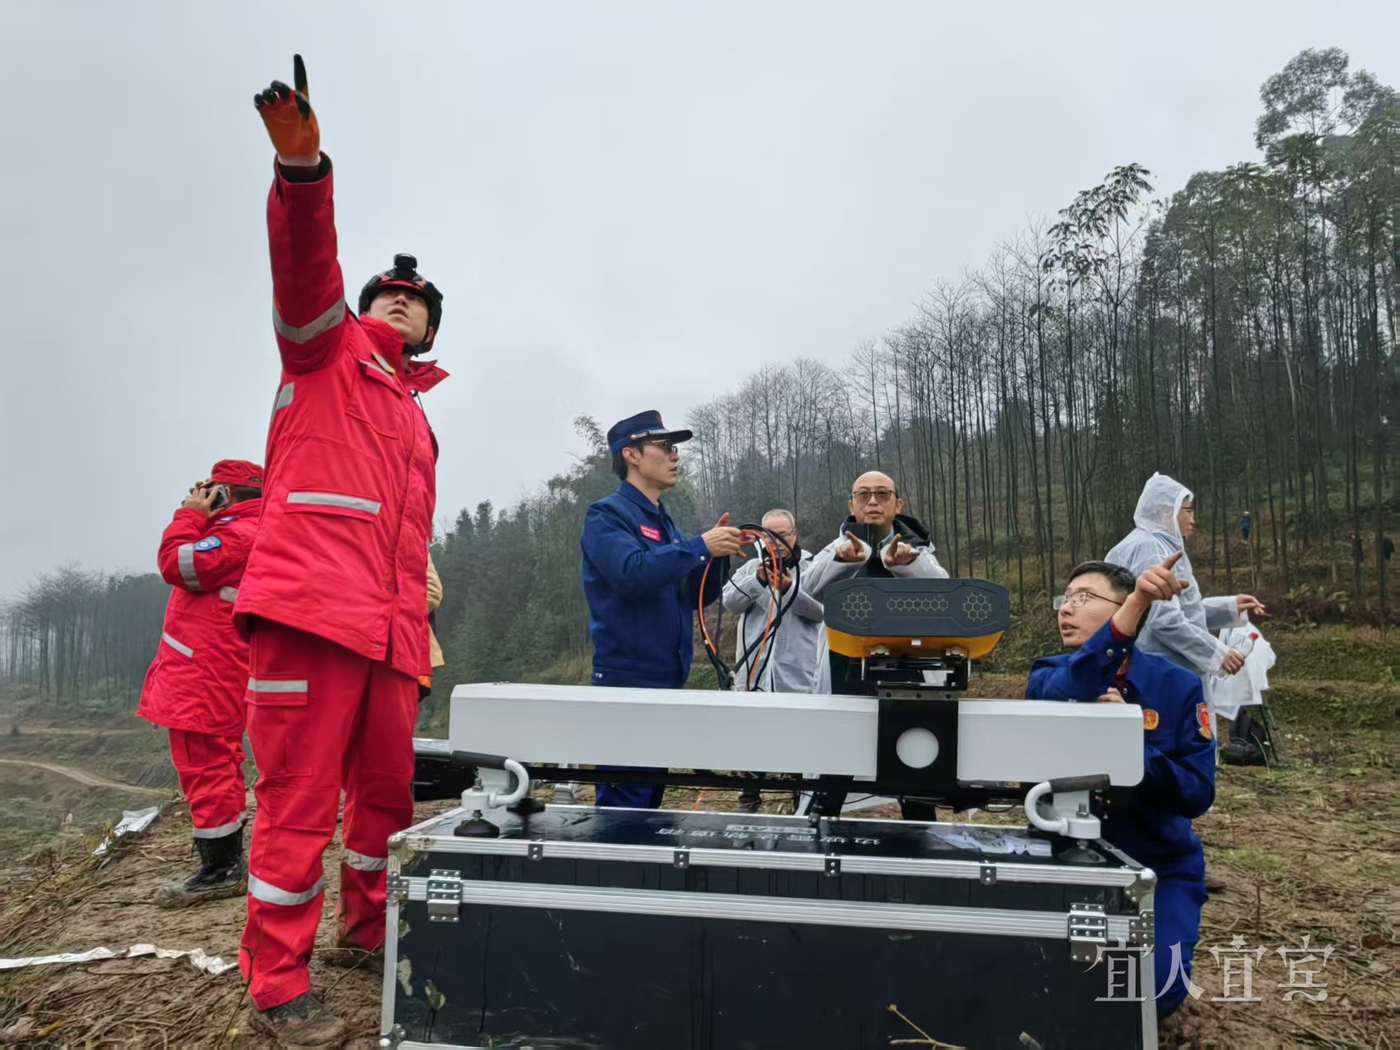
[358,253,444,353]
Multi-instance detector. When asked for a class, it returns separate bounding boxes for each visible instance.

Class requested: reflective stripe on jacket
[233,158,448,680]
[139,500,262,735]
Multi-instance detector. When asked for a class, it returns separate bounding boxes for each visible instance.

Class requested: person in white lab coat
[721,509,826,812]
[723,510,825,695]
[1106,473,1267,742]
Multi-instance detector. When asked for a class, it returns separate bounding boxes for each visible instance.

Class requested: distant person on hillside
[1027,556,1213,1020]
[1106,474,1266,742]
[1239,510,1251,543]
[580,410,753,808]
[138,460,263,908]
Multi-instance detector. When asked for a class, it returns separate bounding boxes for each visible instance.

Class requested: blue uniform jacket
[581,482,726,687]
[1027,620,1215,876]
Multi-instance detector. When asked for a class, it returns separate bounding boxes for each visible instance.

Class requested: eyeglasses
[1052,590,1124,612]
[639,439,679,455]
[851,488,897,503]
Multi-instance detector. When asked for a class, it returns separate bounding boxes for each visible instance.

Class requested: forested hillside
[2,48,1395,718]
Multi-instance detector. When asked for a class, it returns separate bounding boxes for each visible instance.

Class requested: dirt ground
[0,676,1395,1049]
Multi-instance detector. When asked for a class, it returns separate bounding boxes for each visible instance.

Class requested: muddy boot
[153,827,246,908]
[250,991,346,1049]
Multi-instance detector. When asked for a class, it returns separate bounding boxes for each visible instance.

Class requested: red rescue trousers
[169,729,247,838]
[238,619,417,1011]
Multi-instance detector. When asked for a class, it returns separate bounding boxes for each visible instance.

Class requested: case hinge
[386,872,410,905]
[427,869,463,924]
[1128,910,1155,949]
[1068,901,1108,961]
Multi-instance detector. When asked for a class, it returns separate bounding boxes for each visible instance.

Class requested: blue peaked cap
[606,410,694,454]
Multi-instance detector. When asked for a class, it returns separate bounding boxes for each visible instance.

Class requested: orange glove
[254,54,320,166]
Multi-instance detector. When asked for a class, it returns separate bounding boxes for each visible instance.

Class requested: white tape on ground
[0,943,236,976]
[92,806,162,857]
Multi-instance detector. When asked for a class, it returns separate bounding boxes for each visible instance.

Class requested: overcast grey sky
[1,1,1395,597]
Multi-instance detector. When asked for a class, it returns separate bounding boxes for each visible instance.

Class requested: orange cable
[746,535,782,690]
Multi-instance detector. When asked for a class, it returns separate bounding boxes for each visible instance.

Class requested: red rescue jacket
[233,158,447,680]
[138,500,263,735]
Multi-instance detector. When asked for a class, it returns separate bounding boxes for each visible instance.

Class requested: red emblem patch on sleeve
[1142,709,1159,731]
[639,525,662,541]
[1196,702,1213,740]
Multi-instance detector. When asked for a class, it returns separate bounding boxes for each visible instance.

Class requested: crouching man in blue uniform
[1027,553,1215,1019]
[580,410,751,808]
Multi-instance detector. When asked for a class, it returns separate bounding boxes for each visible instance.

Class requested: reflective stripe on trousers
[342,849,387,872]
[191,810,248,839]
[248,873,325,907]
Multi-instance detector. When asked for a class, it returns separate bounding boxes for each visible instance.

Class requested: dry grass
[1,677,1395,1049]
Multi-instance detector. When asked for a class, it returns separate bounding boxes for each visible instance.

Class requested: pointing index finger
[293,54,309,97]
[1163,550,1183,569]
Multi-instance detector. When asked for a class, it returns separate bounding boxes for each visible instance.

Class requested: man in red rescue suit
[138,461,263,907]
[234,56,449,1045]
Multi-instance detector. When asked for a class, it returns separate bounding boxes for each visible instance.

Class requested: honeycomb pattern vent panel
[841,591,873,622]
[962,592,993,624]
[885,596,950,613]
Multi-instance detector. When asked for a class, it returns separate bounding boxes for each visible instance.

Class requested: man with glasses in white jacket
[804,471,948,818]
[805,472,949,595]
[722,509,826,812]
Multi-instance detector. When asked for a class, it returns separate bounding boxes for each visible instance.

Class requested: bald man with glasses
[805,471,949,597]
[803,471,948,818]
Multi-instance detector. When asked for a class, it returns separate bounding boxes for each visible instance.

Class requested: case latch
[427,869,463,924]
[1068,901,1108,961]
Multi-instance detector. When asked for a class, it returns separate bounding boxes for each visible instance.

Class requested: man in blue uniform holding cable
[581,410,751,808]
[1027,552,1215,1019]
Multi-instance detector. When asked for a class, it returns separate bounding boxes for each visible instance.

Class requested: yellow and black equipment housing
[819,577,1013,808]
[822,577,1011,665]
